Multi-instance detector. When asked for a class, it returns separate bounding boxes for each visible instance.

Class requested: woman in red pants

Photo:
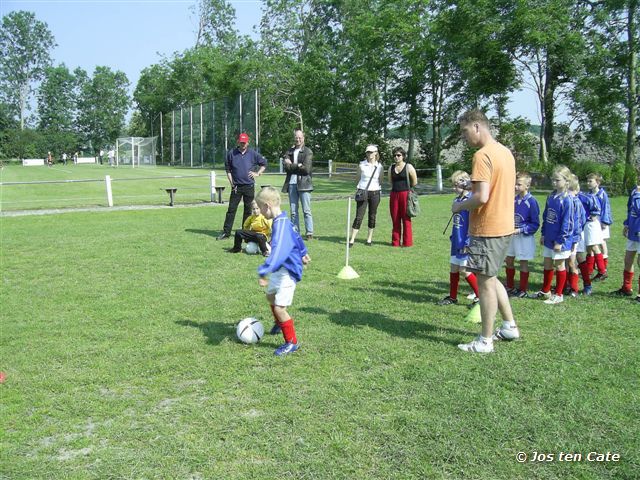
[388,146,418,247]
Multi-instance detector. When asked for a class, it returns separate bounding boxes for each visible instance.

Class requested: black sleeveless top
[391,164,410,192]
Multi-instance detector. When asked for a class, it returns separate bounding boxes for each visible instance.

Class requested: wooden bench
[163,188,178,206]
[214,186,225,204]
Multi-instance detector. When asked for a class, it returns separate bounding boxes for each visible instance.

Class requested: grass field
[1,169,638,479]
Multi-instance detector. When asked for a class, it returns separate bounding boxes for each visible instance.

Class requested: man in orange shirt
[452,109,520,353]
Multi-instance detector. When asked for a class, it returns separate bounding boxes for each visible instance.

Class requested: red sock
[586,255,595,275]
[449,272,460,300]
[570,272,579,292]
[519,271,530,292]
[505,267,516,289]
[555,270,567,295]
[465,272,479,297]
[595,253,606,274]
[623,270,634,292]
[579,261,592,286]
[279,318,297,344]
[542,269,554,293]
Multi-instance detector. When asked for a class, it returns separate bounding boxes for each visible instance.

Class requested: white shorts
[626,239,640,253]
[450,255,468,267]
[266,267,297,307]
[584,220,604,247]
[602,225,610,240]
[506,234,536,260]
[543,246,572,261]
[575,232,586,254]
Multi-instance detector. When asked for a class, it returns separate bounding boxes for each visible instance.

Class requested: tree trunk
[624,0,638,188]
[543,64,555,163]
[408,97,416,163]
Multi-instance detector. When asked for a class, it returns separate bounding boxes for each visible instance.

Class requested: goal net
[115,137,158,167]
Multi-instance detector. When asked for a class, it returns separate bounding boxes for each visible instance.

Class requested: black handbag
[355,164,378,202]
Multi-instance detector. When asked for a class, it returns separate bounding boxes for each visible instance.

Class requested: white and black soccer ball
[244,242,260,255]
[236,317,264,344]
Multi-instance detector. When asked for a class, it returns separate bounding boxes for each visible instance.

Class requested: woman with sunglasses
[388,146,418,247]
[349,144,383,246]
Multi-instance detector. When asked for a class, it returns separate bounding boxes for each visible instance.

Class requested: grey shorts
[466,235,513,277]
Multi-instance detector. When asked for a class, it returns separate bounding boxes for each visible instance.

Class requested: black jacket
[282,145,313,192]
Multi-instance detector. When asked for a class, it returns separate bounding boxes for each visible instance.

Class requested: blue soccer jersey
[541,192,574,251]
[514,192,540,236]
[624,187,640,242]
[258,212,308,282]
[596,187,613,226]
[571,195,586,243]
[450,192,471,258]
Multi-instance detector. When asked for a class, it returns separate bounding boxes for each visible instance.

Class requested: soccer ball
[236,317,264,344]
[244,242,260,255]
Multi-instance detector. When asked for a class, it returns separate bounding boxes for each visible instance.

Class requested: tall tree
[0,11,56,130]
[37,64,76,131]
[194,0,239,50]
[76,66,130,153]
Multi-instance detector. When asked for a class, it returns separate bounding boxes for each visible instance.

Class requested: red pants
[390,190,413,247]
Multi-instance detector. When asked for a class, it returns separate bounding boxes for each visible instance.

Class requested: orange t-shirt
[469,141,516,237]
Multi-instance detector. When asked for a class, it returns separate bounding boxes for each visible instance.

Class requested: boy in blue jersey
[256,187,311,356]
[438,171,479,305]
[504,172,540,298]
[566,175,587,296]
[612,172,640,301]
[537,166,574,304]
[585,173,609,280]
[577,181,602,295]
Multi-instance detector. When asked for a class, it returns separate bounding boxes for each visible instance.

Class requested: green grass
[1,191,638,478]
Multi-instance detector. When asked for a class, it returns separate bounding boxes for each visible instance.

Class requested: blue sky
[2,0,545,123]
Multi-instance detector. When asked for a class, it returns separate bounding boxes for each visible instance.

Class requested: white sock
[480,335,493,344]
[503,320,516,328]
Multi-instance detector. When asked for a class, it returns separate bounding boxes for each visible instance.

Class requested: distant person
[349,144,383,246]
[47,151,53,167]
[388,146,417,247]
[282,129,314,240]
[453,109,518,354]
[99,149,104,165]
[62,152,68,165]
[217,133,267,240]
[256,187,310,356]
[108,149,115,167]
[612,172,640,301]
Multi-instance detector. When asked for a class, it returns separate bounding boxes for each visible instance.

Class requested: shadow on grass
[175,319,275,350]
[356,279,453,304]
[302,306,467,346]
[185,228,219,238]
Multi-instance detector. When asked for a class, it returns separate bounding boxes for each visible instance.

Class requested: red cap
[238,133,250,143]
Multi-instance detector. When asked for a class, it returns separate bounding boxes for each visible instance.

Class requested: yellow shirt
[469,141,516,237]
[243,214,272,240]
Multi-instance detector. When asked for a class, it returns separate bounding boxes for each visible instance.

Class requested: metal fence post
[210,171,216,203]
[328,159,333,179]
[436,164,443,192]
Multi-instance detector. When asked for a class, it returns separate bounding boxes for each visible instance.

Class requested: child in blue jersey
[438,171,479,305]
[585,173,609,280]
[256,187,310,356]
[576,183,600,295]
[505,172,540,298]
[566,175,587,296]
[612,172,640,301]
[537,166,574,304]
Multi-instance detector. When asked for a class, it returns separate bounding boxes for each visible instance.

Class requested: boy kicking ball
[256,187,310,356]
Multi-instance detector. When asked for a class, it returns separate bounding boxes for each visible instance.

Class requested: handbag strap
[363,163,378,191]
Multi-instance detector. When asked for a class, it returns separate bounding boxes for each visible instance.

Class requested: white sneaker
[458,336,494,353]
[544,294,564,305]
[492,323,520,341]
[535,290,551,299]
[466,292,476,300]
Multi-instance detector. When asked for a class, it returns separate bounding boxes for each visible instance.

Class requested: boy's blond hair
[255,186,281,207]
[516,171,532,188]
[450,170,470,185]
[568,174,580,192]
[586,172,603,184]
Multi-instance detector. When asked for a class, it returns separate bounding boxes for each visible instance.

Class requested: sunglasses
[394,153,403,157]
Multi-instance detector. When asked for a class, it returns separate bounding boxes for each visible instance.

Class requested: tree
[37,64,77,131]
[0,11,56,130]
[76,66,130,153]
[194,0,240,50]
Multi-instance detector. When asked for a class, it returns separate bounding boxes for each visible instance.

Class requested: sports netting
[153,89,259,168]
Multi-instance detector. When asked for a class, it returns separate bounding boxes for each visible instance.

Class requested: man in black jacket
[282,129,314,240]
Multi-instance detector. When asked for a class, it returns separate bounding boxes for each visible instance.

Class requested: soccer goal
[115,137,158,167]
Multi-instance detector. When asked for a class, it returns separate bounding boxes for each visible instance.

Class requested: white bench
[76,157,96,164]
[22,158,45,166]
